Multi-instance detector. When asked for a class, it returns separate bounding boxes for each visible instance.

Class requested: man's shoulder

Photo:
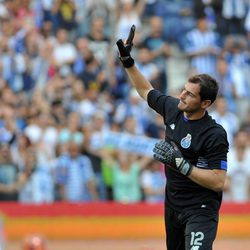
[206,113,228,134]
[148,89,179,104]
[147,89,180,119]
[202,119,229,151]
[194,113,229,149]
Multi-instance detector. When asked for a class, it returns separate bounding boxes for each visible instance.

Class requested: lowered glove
[153,139,193,176]
[116,25,136,68]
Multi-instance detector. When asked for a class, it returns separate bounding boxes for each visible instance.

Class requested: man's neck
[184,110,206,120]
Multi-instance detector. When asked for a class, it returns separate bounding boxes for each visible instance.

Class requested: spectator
[86,16,112,71]
[210,96,240,148]
[101,148,151,203]
[145,113,165,139]
[114,0,146,41]
[215,56,237,113]
[0,95,19,144]
[0,37,14,89]
[40,19,55,39]
[193,0,225,32]
[151,0,195,46]
[184,12,221,77]
[49,98,68,128]
[39,0,55,25]
[54,140,98,201]
[123,115,142,135]
[18,148,55,204]
[141,159,166,203]
[222,0,247,35]
[10,133,32,171]
[31,39,55,89]
[241,109,250,140]
[83,111,110,200]
[0,143,21,201]
[113,88,151,134]
[142,15,171,93]
[72,37,89,77]
[76,88,105,124]
[52,0,77,40]
[52,28,77,75]
[224,129,250,202]
[58,111,84,145]
[79,0,116,37]
[207,0,228,37]
[77,51,109,92]
[24,111,58,163]
[222,35,250,122]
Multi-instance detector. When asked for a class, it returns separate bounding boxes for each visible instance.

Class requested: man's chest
[168,119,208,159]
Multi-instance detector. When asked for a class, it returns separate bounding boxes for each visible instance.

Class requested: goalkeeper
[116,26,229,250]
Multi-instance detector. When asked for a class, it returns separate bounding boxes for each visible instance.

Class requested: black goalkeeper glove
[116,25,136,68]
[153,139,193,176]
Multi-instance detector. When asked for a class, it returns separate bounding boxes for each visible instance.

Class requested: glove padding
[153,139,193,176]
[116,25,136,68]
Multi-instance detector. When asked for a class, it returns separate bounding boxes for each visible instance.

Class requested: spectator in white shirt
[224,129,250,202]
[52,28,77,75]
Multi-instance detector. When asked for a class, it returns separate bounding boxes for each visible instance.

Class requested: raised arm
[124,66,153,101]
[116,25,154,101]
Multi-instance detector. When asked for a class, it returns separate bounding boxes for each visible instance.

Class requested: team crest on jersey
[180,133,192,148]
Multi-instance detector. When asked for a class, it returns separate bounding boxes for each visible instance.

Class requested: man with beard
[116,25,229,250]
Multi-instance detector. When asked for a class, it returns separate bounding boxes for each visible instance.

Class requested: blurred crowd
[0,0,249,204]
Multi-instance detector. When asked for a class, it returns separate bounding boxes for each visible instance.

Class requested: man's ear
[201,99,211,109]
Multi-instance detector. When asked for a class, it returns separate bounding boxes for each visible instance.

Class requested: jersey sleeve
[147,89,180,124]
[203,129,229,171]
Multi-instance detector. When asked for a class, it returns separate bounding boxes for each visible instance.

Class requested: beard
[177,100,201,114]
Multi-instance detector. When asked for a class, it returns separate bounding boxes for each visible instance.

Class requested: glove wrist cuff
[180,162,193,176]
[119,56,134,68]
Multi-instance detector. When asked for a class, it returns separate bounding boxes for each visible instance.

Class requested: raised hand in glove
[153,139,193,176]
[116,25,136,68]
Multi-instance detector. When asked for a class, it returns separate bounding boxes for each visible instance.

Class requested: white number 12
[190,232,204,246]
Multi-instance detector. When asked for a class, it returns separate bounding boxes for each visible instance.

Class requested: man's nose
[180,90,187,99]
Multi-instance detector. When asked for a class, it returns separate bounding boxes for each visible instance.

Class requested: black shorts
[165,206,219,250]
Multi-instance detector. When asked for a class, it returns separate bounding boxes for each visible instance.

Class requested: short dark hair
[188,74,219,104]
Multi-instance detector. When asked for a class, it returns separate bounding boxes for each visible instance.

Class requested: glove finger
[153,154,165,163]
[164,141,174,151]
[158,142,167,150]
[153,148,165,155]
[156,141,171,151]
[116,39,129,57]
[154,140,165,149]
[126,25,136,44]
[125,25,136,52]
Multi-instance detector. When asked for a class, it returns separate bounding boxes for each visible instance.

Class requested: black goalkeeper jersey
[148,89,229,212]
